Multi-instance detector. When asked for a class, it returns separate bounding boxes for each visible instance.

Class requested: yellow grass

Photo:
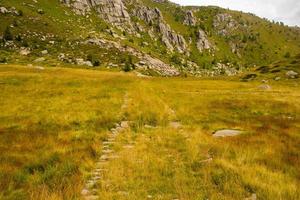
[0,65,299,199]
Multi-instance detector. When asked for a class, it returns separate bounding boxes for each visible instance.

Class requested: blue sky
[170,0,300,26]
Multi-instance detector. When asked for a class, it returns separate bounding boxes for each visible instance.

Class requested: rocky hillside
[0,0,299,76]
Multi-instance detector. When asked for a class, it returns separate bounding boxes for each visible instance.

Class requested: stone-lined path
[81,93,130,200]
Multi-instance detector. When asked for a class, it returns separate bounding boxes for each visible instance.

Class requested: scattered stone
[199,157,213,163]
[102,149,114,154]
[120,121,129,128]
[0,7,8,14]
[286,70,298,79]
[37,9,44,14]
[213,129,243,137]
[34,57,46,62]
[274,76,281,81]
[145,124,156,129]
[258,84,271,90]
[169,121,182,129]
[84,195,99,200]
[123,145,134,149]
[41,50,48,55]
[19,47,31,56]
[81,189,90,195]
[35,66,45,70]
[136,72,150,78]
[100,155,109,161]
[245,193,257,200]
[76,58,93,67]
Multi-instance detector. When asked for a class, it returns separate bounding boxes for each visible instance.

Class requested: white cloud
[170,0,300,26]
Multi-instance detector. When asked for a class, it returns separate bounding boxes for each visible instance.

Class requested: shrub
[18,10,23,16]
[3,27,13,41]
[284,52,291,58]
[123,56,134,72]
[87,54,101,67]
[0,57,7,63]
[171,54,181,65]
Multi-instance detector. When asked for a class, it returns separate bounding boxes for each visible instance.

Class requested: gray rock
[0,7,8,14]
[19,47,31,56]
[286,70,298,79]
[245,193,257,200]
[274,76,281,81]
[213,129,243,137]
[196,29,212,52]
[41,50,48,55]
[258,84,271,90]
[61,0,133,31]
[76,58,93,66]
[169,121,182,129]
[183,11,196,26]
[37,9,44,14]
[34,57,46,62]
[158,22,187,53]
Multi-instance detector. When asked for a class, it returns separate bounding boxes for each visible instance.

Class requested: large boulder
[0,7,8,14]
[196,29,212,52]
[61,0,133,30]
[286,70,298,79]
[19,47,31,56]
[213,129,243,137]
[183,11,196,26]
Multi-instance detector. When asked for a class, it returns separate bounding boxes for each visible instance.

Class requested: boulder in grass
[286,70,298,79]
[213,129,243,137]
[0,7,8,14]
[34,57,45,62]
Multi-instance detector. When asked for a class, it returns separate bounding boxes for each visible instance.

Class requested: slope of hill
[0,0,299,76]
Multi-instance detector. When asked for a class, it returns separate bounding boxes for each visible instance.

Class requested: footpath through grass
[0,65,299,199]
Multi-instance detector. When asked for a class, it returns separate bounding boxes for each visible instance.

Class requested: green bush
[3,27,13,41]
[284,52,291,58]
[0,57,7,63]
[87,54,101,67]
[123,56,135,72]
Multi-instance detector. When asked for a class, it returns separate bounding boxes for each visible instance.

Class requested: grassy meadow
[0,65,299,199]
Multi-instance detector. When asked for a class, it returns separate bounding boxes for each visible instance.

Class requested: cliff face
[60,0,133,30]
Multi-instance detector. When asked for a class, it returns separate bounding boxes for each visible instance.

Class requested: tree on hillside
[123,56,134,72]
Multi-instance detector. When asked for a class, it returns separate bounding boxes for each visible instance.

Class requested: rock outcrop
[60,0,133,30]
[60,0,91,15]
[183,11,196,26]
[95,0,131,27]
[213,13,238,36]
[84,38,180,76]
[158,22,187,53]
[135,6,187,53]
[0,6,8,14]
[196,29,212,52]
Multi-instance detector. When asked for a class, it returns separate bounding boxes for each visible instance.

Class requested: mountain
[0,0,299,76]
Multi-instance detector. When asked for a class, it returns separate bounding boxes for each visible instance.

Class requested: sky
[170,0,300,26]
